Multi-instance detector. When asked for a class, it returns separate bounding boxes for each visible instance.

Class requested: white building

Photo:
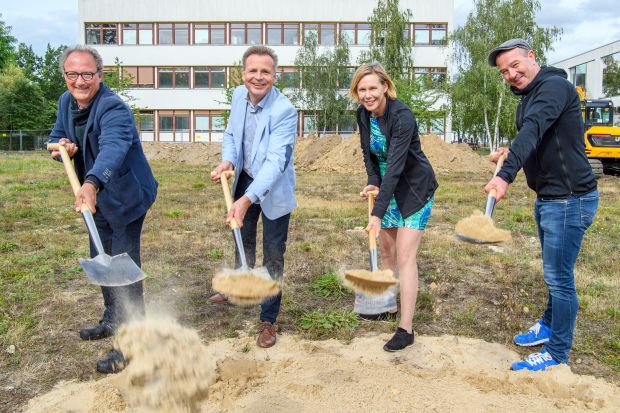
[78,0,454,142]
[552,40,620,112]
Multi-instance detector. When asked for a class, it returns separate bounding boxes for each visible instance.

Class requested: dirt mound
[421,134,494,175]
[25,326,620,413]
[141,142,222,167]
[141,134,493,175]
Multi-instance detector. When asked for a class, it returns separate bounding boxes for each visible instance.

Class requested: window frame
[85,23,118,45]
[193,23,227,45]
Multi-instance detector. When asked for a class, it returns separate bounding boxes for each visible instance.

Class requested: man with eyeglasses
[48,45,158,374]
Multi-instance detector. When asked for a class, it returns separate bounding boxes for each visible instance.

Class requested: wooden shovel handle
[210,169,240,229]
[361,190,379,249]
[47,143,90,213]
[488,153,508,199]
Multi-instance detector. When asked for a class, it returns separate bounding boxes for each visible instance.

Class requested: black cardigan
[357,98,438,219]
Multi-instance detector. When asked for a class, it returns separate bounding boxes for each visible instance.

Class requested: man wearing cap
[484,39,598,371]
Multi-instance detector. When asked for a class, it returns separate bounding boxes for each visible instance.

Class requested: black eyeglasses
[64,71,100,81]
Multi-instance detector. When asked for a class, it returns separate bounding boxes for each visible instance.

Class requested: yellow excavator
[576,86,620,177]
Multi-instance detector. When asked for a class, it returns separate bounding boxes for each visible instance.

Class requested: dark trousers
[90,212,146,328]
[235,171,290,324]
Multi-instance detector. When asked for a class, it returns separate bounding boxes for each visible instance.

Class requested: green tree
[358,0,412,82]
[357,0,444,135]
[39,44,67,103]
[16,43,66,127]
[0,65,47,130]
[450,0,561,150]
[291,32,353,136]
[603,56,620,97]
[0,14,17,70]
[15,43,40,80]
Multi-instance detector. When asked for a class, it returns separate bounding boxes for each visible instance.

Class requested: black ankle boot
[383,327,414,352]
[79,320,115,341]
[96,349,126,374]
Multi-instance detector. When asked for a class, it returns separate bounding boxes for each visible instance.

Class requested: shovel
[47,143,146,286]
[344,190,397,295]
[209,169,279,305]
[455,153,511,244]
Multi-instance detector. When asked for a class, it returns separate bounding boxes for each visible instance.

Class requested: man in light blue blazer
[211,45,297,348]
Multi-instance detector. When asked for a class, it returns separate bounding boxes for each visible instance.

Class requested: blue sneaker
[513,320,551,347]
[511,350,559,371]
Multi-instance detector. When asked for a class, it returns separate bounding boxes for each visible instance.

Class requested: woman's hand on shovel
[360,185,379,200]
[365,215,382,237]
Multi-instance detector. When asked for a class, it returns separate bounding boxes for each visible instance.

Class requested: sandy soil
[141,134,494,175]
[24,319,620,413]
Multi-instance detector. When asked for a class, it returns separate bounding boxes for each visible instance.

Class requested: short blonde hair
[349,62,397,103]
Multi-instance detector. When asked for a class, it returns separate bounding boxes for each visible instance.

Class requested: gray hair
[242,45,278,71]
[58,45,104,74]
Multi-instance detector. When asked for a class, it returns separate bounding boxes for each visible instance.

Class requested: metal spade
[48,143,146,286]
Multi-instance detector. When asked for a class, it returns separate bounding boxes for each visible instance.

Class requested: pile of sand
[141,134,494,175]
[25,321,620,413]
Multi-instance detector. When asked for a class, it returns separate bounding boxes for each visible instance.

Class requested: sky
[2,0,620,63]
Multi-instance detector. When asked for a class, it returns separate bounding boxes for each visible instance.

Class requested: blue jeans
[235,171,289,324]
[91,212,146,327]
[535,190,598,363]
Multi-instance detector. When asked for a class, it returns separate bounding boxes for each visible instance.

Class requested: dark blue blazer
[49,84,157,229]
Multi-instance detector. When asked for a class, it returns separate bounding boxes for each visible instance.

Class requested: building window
[85,23,118,45]
[266,23,299,46]
[122,23,153,45]
[339,23,371,45]
[413,23,447,45]
[138,111,154,141]
[158,68,190,88]
[414,67,447,89]
[570,63,587,90]
[603,52,620,96]
[194,23,226,44]
[195,111,225,142]
[276,67,299,88]
[340,67,356,89]
[158,23,189,45]
[303,23,336,45]
[230,23,261,45]
[194,67,226,88]
[158,111,190,142]
[122,66,155,88]
[138,111,154,131]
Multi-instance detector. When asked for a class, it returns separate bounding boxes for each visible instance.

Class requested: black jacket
[497,66,596,198]
[357,98,438,219]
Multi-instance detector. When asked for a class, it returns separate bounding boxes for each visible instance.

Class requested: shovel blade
[78,252,146,287]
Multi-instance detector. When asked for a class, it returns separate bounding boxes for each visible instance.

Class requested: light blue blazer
[222,85,298,220]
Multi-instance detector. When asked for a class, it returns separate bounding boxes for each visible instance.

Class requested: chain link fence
[0,130,51,151]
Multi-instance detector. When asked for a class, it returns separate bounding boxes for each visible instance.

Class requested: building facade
[78,0,454,142]
[552,40,620,123]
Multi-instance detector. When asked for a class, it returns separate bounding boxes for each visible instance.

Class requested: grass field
[1,152,618,411]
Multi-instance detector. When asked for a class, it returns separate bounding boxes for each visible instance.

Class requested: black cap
[488,38,532,66]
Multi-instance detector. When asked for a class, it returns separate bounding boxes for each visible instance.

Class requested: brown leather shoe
[208,293,228,304]
[257,321,276,348]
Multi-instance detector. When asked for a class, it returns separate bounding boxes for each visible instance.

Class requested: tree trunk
[491,88,504,152]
